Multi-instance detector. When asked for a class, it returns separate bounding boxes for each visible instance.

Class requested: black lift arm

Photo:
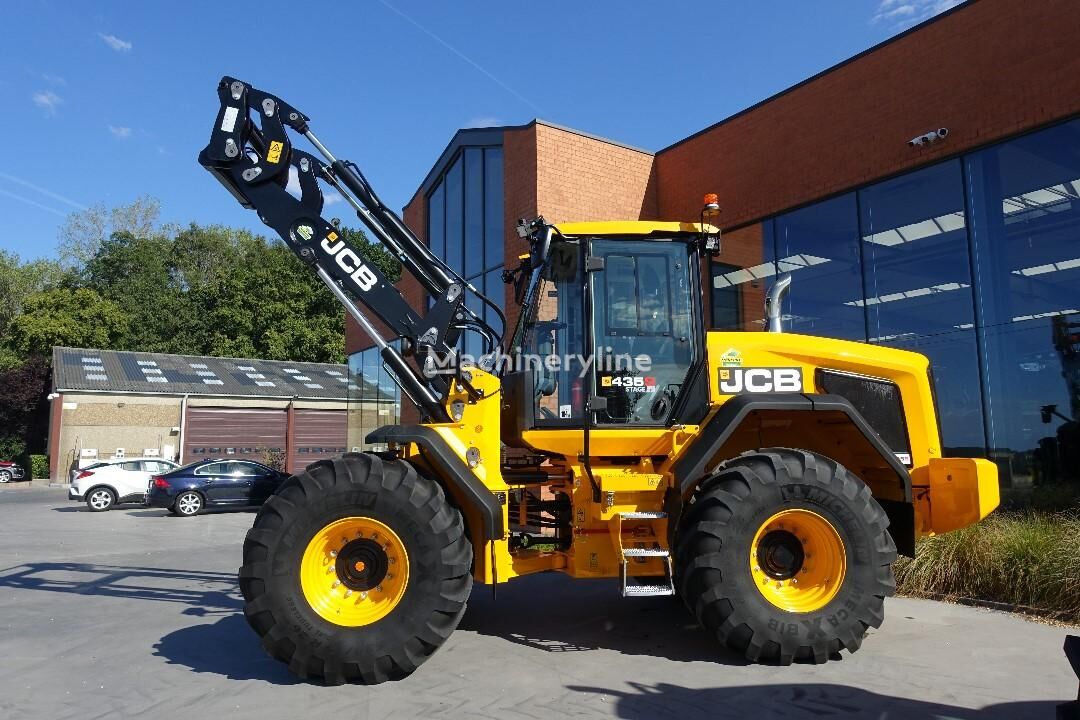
[198,76,504,422]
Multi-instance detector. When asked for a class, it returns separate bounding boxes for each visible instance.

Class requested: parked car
[0,461,26,483]
[145,459,289,517]
[69,458,179,511]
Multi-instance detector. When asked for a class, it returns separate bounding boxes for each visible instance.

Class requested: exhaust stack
[765,274,792,333]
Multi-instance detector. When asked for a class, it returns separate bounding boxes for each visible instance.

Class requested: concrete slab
[0,487,1073,719]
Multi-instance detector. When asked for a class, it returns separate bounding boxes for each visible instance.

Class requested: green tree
[58,195,166,271]
[5,288,128,357]
[0,250,70,345]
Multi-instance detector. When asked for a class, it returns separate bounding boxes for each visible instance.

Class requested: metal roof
[51,347,370,400]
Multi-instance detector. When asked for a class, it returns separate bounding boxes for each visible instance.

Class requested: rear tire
[173,491,203,517]
[239,453,473,685]
[86,487,115,512]
[676,448,896,665]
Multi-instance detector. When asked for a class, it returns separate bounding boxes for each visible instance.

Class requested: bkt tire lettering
[321,237,378,292]
[718,367,804,394]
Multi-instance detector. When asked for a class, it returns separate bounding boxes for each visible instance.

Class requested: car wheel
[86,487,116,512]
[174,491,203,517]
[0,469,11,483]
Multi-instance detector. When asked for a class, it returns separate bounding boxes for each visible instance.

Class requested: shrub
[895,510,1080,623]
[261,448,286,472]
[30,454,48,479]
[0,434,26,462]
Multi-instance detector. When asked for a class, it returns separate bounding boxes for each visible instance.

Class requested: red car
[0,461,27,483]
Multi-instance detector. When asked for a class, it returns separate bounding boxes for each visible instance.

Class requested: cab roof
[553,221,718,237]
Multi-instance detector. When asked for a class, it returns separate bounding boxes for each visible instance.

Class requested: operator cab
[503,222,711,439]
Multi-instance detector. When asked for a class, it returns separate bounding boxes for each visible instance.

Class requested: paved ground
[0,486,1074,720]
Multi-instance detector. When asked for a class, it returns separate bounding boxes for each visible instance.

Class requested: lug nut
[330,550,337,558]
[344,589,352,598]
[332,580,340,588]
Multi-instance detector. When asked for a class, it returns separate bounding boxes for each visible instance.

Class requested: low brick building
[349,0,1080,489]
[46,347,380,481]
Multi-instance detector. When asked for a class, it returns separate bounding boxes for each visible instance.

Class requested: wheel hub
[757,530,805,580]
[335,538,389,592]
[300,516,410,627]
[750,508,847,613]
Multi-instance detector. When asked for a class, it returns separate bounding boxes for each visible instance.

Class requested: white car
[69,458,179,511]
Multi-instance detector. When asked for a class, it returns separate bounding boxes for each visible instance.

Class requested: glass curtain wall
[711,117,1080,490]
[346,344,402,452]
[966,121,1080,486]
[426,146,505,359]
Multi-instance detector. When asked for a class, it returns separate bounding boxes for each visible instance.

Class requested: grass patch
[895,508,1080,623]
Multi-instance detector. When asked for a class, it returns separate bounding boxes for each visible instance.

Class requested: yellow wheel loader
[199,77,999,684]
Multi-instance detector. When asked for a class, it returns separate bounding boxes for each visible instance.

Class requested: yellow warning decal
[267,140,284,163]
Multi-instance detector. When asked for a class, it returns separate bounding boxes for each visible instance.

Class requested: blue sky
[0,0,960,261]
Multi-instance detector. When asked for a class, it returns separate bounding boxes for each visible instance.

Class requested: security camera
[909,128,949,147]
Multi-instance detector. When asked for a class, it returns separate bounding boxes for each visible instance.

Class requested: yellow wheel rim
[750,509,846,613]
[300,517,409,627]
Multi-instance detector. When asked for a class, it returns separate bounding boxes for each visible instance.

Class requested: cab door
[588,237,703,426]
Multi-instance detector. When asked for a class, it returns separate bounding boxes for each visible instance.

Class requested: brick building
[348,0,1080,488]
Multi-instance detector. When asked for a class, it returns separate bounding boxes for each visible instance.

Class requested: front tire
[86,487,115,512]
[676,448,896,665]
[0,469,11,483]
[239,453,472,684]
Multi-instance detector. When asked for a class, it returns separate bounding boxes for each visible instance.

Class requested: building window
[773,192,865,340]
[709,261,743,330]
[425,146,504,358]
[966,118,1080,486]
[346,343,401,453]
[858,160,984,455]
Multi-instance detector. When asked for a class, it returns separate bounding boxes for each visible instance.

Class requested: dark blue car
[145,459,289,517]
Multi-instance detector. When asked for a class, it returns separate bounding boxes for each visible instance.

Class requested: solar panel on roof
[147,376,168,383]
[190,363,208,369]
[304,383,324,389]
[283,368,299,374]
[87,374,108,381]
[237,365,255,371]
[203,379,224,385]
[295,375,311,381]
[195,370,215,377]
[256,380,275,387]
[142,369,163,375]
[137,360,158,367]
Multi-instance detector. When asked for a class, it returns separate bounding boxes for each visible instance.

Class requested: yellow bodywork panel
[913,458,1000,535]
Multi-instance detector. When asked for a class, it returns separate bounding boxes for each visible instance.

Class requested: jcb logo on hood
[718,367,804,394]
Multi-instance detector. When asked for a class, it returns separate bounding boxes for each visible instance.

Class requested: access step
[623,578,676,597]
[622,547,670,558]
